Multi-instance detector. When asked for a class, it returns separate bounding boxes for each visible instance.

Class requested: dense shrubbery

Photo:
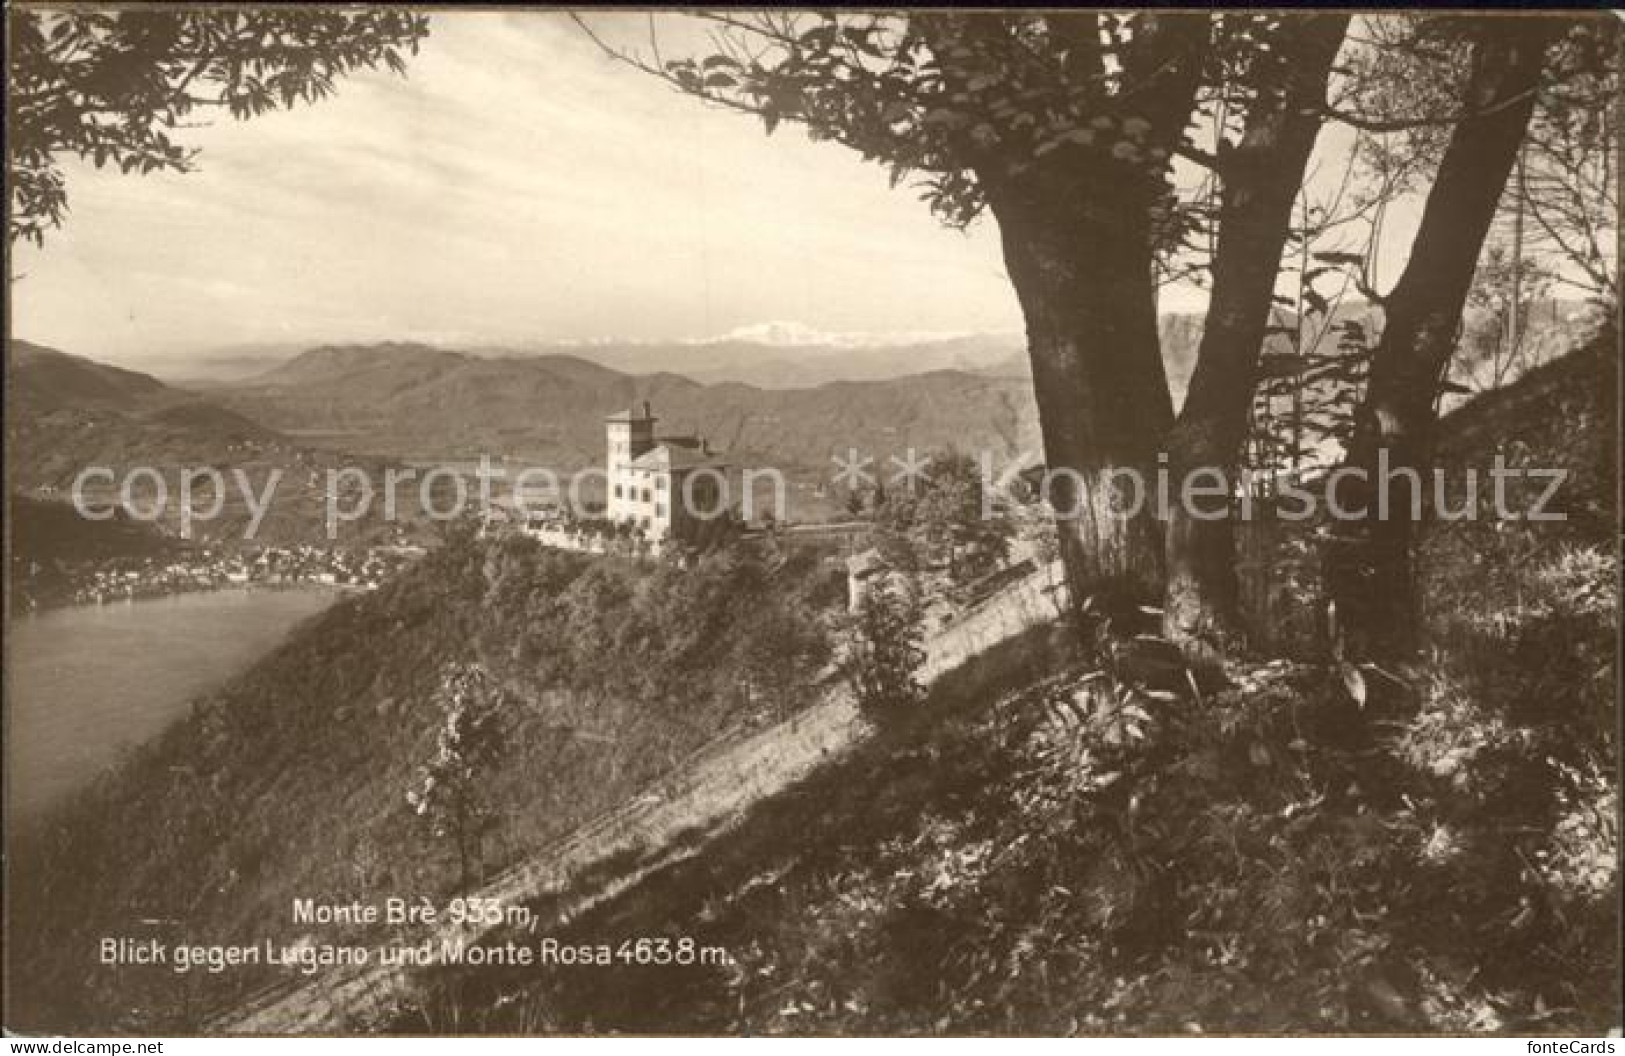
[842,577,927,722]
[866,450,1015,585]
[478,535,834,721]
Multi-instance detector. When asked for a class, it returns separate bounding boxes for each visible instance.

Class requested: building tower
[605,401,657,523]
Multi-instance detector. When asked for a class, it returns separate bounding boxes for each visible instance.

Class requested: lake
[6,587,337,819]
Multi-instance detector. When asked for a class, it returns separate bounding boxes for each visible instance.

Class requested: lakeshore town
[11,542,428,611]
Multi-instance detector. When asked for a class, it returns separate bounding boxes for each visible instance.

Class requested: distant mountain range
[512,327,1030,389]
[5,338,1048,531]
[213,341,1044,475]
[77,313,1240,397]
[162,313,1208,398]
[9,297,1594,534]
[120,316,1222,479]
[144,326,1031,391]
[77,294,1599,396]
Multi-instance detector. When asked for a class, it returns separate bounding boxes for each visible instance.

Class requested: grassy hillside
[407,342,1617,1035]
[6,533,843,1034]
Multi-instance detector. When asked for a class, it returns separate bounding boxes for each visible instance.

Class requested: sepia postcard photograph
[3,4,1621,1043]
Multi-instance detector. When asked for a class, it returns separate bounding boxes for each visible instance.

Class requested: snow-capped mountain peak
[695,320,992,350]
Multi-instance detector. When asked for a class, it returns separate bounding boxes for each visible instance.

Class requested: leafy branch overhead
[575,12,1327,229]
[7,8,430,245]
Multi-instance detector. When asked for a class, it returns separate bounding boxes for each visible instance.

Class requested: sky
[10,11,1450,369]
[11,12,1038,365]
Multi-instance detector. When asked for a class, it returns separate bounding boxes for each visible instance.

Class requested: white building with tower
[604,402,731,546]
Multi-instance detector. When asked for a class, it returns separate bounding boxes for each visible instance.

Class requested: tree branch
[1320,83,1540,133]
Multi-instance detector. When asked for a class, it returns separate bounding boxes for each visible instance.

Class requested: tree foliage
[844,577,926,720]
[479,536,838,717]
[1516,22,1620,302]
[7,8,429,244]
[582,13,1186,224]
[577,12,1333,274]
[1340,16,1619,305]
[407,661,510,892]
[872,449,1013,585]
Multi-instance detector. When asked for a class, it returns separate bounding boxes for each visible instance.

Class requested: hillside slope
[7,340,174,410]
[5,537,842,1034]
[408,342,1618,1035]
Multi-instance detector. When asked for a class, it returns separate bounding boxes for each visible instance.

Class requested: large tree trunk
[990,186,1174,617]
[956,11,1205,623]
[1162,15,1349,658]
[1327,22,1551,662]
